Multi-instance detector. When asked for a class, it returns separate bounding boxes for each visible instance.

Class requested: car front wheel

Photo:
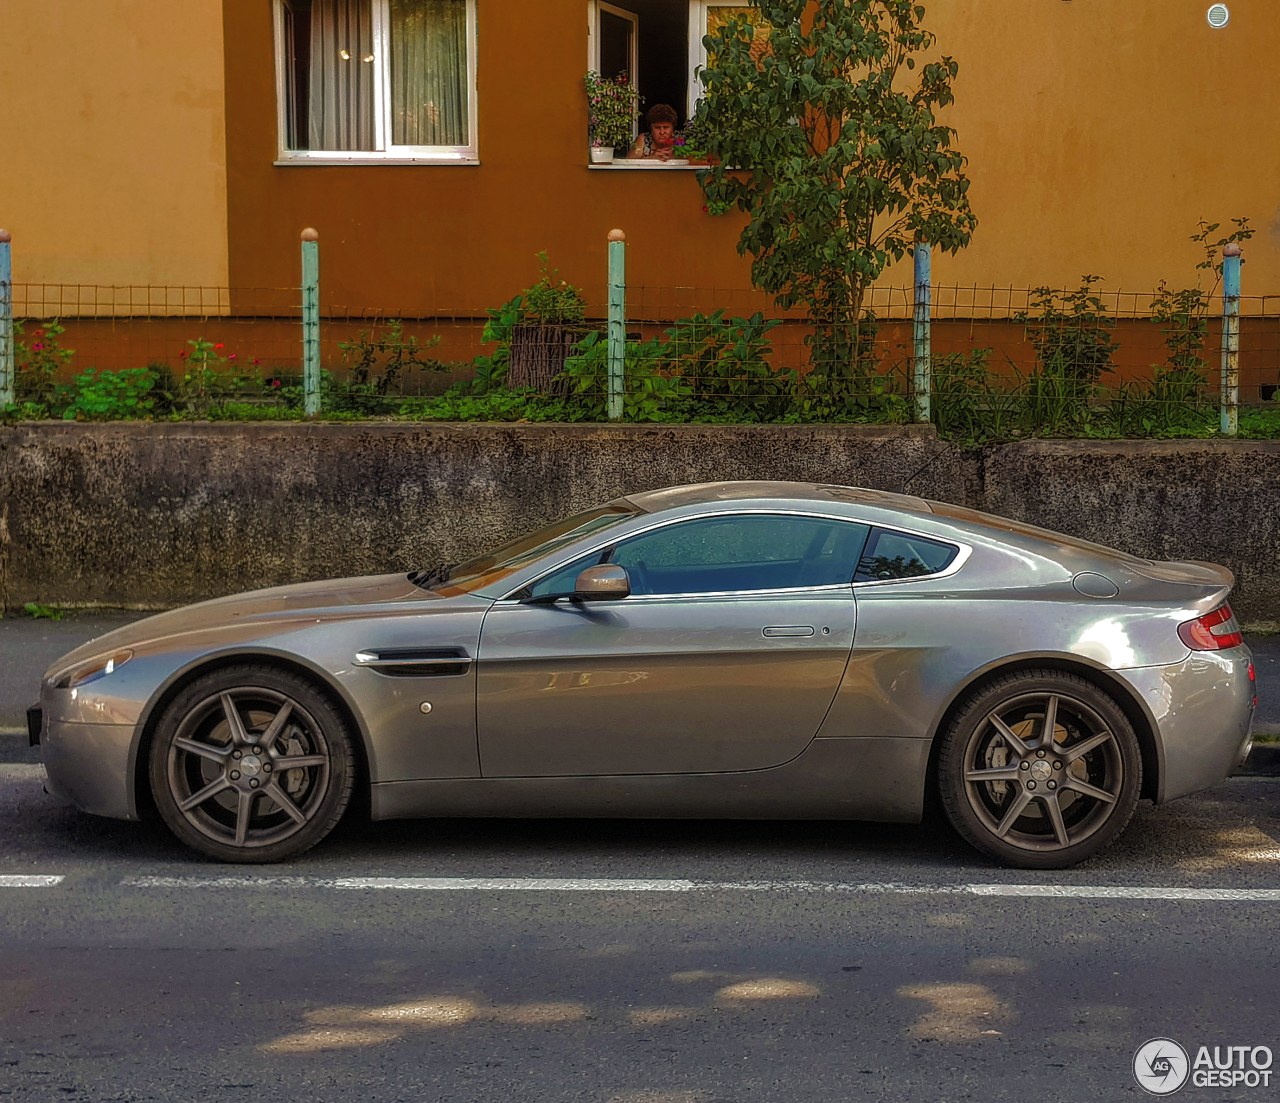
[149,665,356,863]
[937,670,1142,869]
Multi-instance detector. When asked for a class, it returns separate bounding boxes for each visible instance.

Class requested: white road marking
[118,875,1280,901]
[0,875,63,887]
[968,884,1280,901]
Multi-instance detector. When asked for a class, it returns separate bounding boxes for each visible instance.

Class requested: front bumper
[1117,647,1254,803]
[42,718,141,821]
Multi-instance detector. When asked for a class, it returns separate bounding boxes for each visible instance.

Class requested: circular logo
[1030,760,1053,781]
[1134,1039,1190,1095]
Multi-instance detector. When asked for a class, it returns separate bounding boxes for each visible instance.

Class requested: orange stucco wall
[0,1,229,294]
[222,0,1280,318]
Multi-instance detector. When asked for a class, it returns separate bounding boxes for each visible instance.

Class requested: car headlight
[53,650,135,690]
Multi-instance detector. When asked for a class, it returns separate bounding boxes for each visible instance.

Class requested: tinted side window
[855,529,958,582]
[610,515,870,595]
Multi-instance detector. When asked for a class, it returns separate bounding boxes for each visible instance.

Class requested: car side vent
[353,647,472,678]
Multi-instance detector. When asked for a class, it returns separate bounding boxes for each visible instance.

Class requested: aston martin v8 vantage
[31,481,1256,868]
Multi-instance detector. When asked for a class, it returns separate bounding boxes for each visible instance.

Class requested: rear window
[855,528,958,582]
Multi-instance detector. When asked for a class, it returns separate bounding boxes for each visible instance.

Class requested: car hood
[48,573,456,674]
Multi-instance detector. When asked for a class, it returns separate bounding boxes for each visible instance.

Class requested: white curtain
[308,0,376,150]
[389,0,468,146]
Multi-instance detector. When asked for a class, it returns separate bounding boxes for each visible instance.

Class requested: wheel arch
[132,648,374,821]
[923,655,1162,806]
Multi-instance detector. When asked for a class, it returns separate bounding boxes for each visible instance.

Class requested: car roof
[623,481,936,516]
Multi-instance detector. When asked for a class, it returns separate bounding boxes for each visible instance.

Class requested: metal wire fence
[3,273,1279,436]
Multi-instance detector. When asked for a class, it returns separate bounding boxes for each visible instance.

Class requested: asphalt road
[2,613,1279,1101]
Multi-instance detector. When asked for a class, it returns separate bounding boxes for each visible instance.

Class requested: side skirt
[371,736,929,824]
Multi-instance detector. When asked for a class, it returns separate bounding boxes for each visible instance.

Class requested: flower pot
[590,147,615,165]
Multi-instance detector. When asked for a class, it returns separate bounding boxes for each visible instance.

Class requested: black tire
[149,664,356,863]
[937,670,1142,869]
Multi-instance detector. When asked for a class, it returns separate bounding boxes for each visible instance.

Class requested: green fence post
[912,241,932,423]
[0,230,13,408]
[1220,243,1241,437]
[301,228,321,417]
[607,228,626,420]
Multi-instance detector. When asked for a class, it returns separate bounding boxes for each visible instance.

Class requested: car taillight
[1178,603,1244,651]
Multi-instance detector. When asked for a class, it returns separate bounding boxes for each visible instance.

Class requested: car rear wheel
[937,670,1142,869]
[149,665,355,863]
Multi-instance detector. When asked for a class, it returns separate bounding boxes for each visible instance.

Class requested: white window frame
[273,0,479,165]
[587,1,640,88]
[688,0,755,116]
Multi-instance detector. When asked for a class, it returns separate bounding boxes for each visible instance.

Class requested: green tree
[693,0,976,380]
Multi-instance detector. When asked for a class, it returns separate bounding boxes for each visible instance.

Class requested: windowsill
[274,156,480,167]
[588,160,707,170]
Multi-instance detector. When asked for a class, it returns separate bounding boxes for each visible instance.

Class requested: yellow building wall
[884,0,1280,297]
[0,0,229,296]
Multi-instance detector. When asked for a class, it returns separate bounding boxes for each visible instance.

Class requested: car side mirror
[574,564,631,600]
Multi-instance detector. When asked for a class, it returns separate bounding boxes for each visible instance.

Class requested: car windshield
[427,503,641,595]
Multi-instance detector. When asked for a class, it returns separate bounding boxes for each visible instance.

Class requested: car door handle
[762,626,815,638]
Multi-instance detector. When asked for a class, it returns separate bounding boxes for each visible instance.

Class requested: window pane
[855,529,958,583]
[390,0,468,146]
[610,515,868,595]
[289,0,376,151]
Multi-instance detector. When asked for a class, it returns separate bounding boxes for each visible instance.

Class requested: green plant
[63,367,160,421]
[469,295,524,393]
[15,319,75,413]
[521,253,587,326]
[177,338,251,416]
[663,310,788,420]
[468,256,586,396]
[563,331,693,422]
[930,349,1004,441]
[22,602,64,621]
[584,70,640,150]
[1011,276,1117,434]
[1016,276,1118,386]
[1192,216,1255,284]
[335,319,444,411]
[691,0,975,378]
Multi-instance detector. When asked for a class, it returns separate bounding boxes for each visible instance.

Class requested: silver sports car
[30,481,1256,868]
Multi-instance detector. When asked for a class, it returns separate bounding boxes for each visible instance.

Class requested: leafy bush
[63,368,159,421]
[15,319,75,413]
[521,253,587,326]
[177,338,252,417]
[333,319,445,412]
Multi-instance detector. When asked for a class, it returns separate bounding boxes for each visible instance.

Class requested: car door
[475,512,869,777]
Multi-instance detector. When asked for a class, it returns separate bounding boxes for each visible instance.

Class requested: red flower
[179,350,188,359]
[31,342,43,351]
[33,329,45,339]
[214,343,224,350]
[228,353,238,361]
[271,379,281,389]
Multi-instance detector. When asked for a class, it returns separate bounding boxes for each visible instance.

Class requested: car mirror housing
[574,564,631,600]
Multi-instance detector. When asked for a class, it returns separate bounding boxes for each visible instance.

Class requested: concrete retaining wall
[1,424,1277,620]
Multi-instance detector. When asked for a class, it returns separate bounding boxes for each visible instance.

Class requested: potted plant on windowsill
[584,70,639,164]
[677,116,719,167]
